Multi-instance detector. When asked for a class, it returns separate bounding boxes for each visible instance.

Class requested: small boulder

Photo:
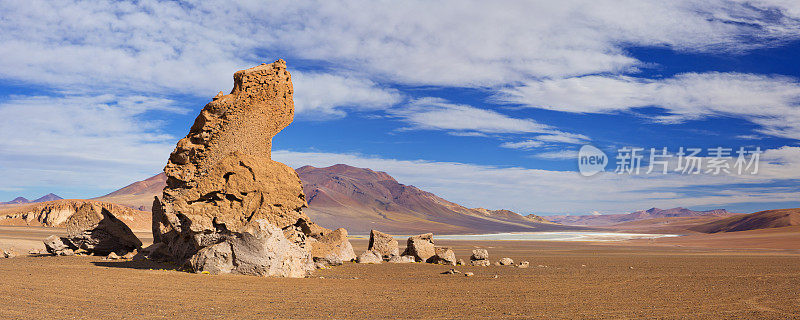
[471,249,489,261]
[464,272,474,277]
[43,235,75,256]
[402,233,435,262]
[456,259,465,266]
[2,249,16,258]
[368,230,399,259]
[308,227,356,263]
[498,257,514,265]
[471,259,491,267]
[517,261,530,268]
[356,250,382,264]
[314,255,343,267]
[387,255,416,263]
[426,247,456,266]
[106,252,121,260]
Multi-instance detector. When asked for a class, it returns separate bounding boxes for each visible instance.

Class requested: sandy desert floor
[0,227,799,319]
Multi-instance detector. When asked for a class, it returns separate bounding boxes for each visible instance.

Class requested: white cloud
[273,146,800,214]
[498,72,800,139]
[390,98,553,134]
[0,95,182,195]
[2,0,800,92]
[533,150,580,160]
[292,71,402,118]
[500,140,546,150]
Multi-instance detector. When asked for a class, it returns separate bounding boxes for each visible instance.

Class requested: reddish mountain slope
[690,208,800,233]
[297,164,571,234]
[93,173,166,211]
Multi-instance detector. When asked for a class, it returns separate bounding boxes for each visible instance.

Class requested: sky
[1,0,799,215]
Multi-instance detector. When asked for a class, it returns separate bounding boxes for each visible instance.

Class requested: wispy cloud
[498,72,800,139]
[391,98,553,134]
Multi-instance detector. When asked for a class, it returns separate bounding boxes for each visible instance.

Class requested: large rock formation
[63,203,142,255]
[150,59,352,277]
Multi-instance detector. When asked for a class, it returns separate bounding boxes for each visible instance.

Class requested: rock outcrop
[63,203,142,255]
[367,230,399,259]
[149,60,352,277]
[402,233,435,262]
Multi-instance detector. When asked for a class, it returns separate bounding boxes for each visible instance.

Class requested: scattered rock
[471,249,489,261]
[387,255,416,263]
[106,252,121,260]
[402,233,435,262]
[63,203,142,255]
[2,249,16,258]
[492,275,499,279]
[471,259,491,267]
[427,247,456,266]
[368,230,399,259]
[441,268,461,275]
[189,219,314,278]
[464,272,474,277]
[498,257,514,265]
[356,250,382,264]
[517,261,530,268]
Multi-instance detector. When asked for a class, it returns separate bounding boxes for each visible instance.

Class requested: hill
[297,164,572,234]
[689,208,800,233]
[93,173,166,211]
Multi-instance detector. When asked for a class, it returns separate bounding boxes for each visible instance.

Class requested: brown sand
[0,228,798,319]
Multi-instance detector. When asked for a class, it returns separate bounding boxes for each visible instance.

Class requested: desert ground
[0,226,798,319]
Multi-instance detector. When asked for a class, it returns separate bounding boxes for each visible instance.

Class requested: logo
[578,145,607,177]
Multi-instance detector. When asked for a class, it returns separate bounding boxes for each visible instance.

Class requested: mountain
[93,173,166,211]
[297,164,571,234]
[1,197,30,205]
[689,208,800,233]
[548,207,735,226]
[33,193,62,203]
[2,193,64,205]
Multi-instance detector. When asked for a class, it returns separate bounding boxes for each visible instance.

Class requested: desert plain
[1,226,798,319]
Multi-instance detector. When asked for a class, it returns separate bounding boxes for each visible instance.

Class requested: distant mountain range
[0,193,62,205]
[547,207,737,226]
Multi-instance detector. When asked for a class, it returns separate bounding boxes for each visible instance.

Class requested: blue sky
[1,1,799,215]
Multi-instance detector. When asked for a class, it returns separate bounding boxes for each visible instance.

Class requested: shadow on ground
[91,259,181,271]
